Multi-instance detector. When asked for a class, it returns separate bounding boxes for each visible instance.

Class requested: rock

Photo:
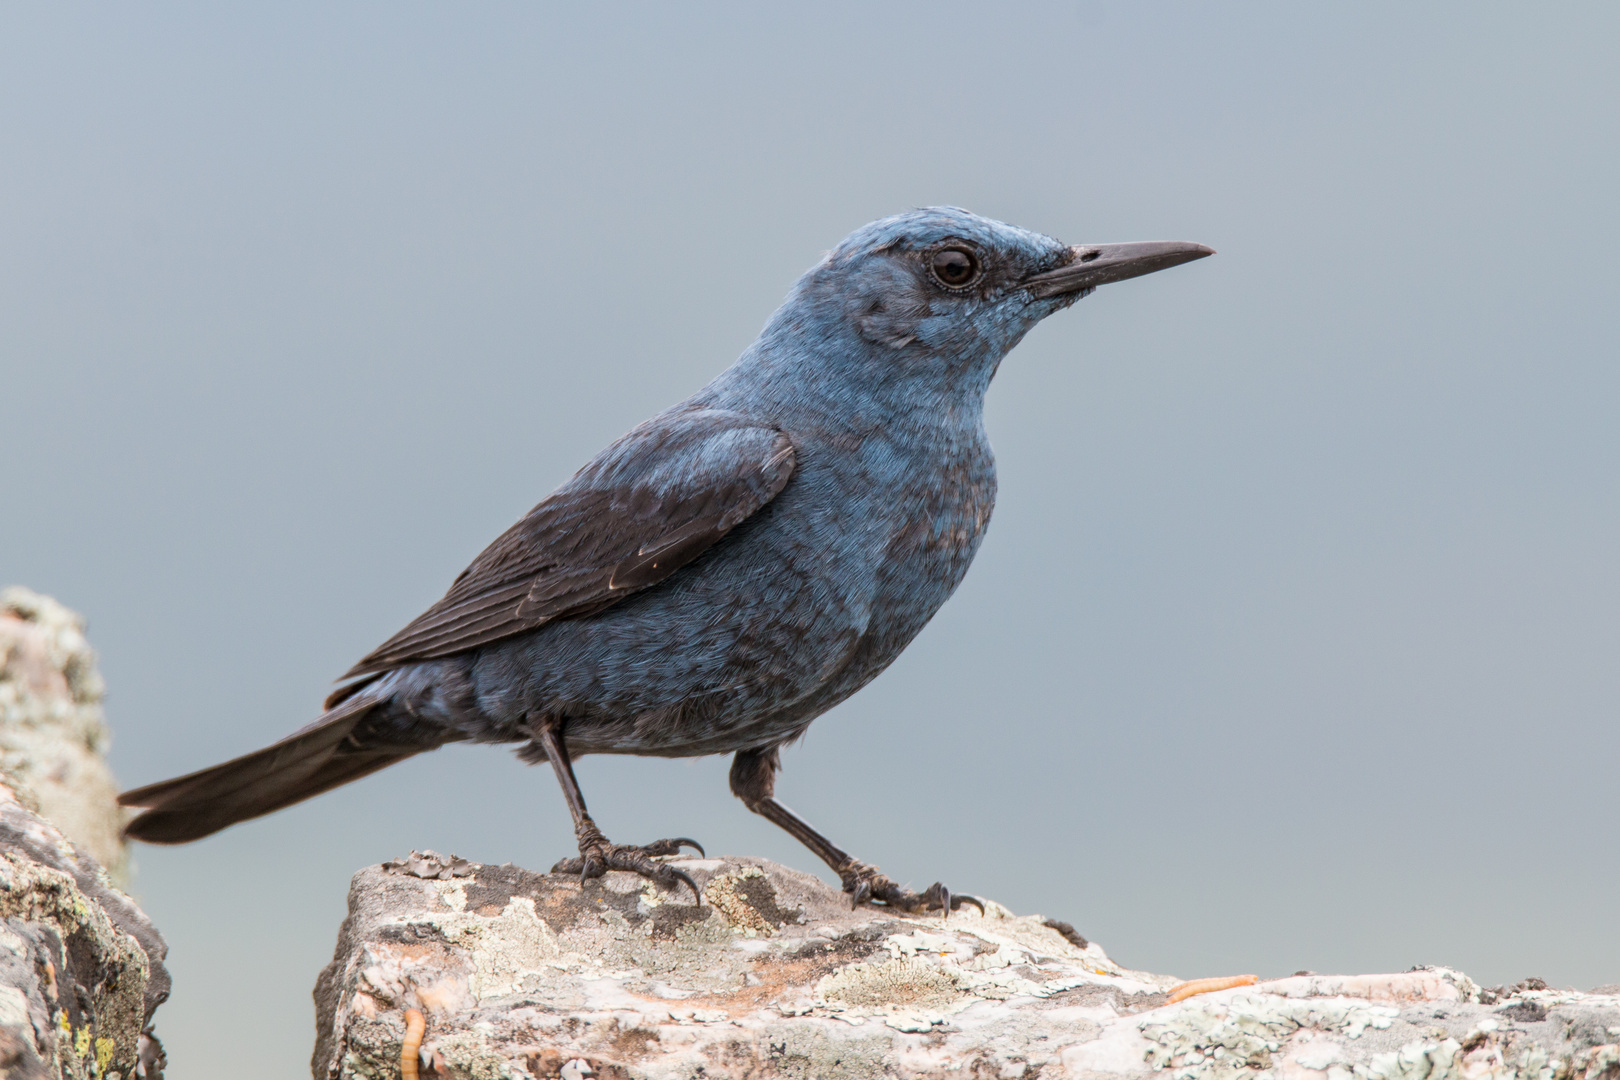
[0,780,169,1079]
[0,589,168,1077]
[0,588,129,885]
[310,852,1620,1079]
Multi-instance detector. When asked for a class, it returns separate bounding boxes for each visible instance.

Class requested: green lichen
[0,853,148,1079]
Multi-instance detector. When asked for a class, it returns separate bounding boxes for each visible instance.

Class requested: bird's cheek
[852,293,929,349]
[912,314,974,352]
[854,310,919,349]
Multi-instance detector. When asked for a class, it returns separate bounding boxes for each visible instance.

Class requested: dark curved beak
[1023,241,1215,299]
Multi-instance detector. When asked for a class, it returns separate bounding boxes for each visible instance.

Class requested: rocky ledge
[313,854,1620,1080]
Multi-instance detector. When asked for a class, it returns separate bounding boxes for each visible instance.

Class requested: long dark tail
[119,694,421,844]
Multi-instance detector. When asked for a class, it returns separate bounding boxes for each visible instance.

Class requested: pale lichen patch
[422,1030,512,1080]
[1141,992,1399,1080]
[424,895,564,1000]
[760,1023,893,1080]
[818,956,964,1010]
[705,866,779,935]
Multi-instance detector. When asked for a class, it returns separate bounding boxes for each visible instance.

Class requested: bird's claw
[838,861,982,917]
[919,881,986,917]
[552,837,704,904]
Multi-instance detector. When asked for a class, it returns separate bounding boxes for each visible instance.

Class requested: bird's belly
[470,528,876,755]
[587,533,981,757]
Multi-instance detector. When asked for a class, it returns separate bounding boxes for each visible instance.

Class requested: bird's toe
[840,863,980,918]
[549,852,606,882]
[552,839,704,904]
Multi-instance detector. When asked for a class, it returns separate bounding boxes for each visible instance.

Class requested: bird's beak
[1022,241,1215,299]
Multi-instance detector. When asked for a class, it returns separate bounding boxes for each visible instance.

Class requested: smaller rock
[0,587,129,884]
[0,780,169,1078]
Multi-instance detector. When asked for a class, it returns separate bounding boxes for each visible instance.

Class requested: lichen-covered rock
[0,781,168,1079]
[1132,971,1620,1080]
[0,588,128,885]
[313,854,1620,1080]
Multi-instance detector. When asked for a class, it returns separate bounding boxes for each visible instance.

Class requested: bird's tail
[119,692,420,844]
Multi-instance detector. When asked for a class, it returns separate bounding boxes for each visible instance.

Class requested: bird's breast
[749,434,995,731]
[884,455,996,559]
[845,432,997,646]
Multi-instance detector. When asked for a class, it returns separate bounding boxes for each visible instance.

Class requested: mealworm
[401,1008,426,1080]
[1166,974,1258,1003]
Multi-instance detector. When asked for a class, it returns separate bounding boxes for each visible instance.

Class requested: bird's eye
[930,247,979,288]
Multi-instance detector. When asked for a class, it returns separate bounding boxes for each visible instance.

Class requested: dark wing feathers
[342,414,796,678]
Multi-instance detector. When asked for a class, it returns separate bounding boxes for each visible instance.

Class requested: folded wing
[343,410,797,678]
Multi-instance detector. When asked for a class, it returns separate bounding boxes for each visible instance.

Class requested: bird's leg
[729,747,982,915]
[528,715,702,902]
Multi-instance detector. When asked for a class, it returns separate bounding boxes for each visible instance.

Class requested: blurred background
[4,4,1619,1076]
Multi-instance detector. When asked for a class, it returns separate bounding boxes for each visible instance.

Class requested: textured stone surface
[0,781,168,1079]
[0,588,129,885]
[310,853,1620,1079]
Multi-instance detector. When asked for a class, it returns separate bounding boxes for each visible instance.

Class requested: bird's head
[738,207,1212,416]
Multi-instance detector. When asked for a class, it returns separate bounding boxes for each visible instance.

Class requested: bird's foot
[838,859,984,917]
[552,835,705,904]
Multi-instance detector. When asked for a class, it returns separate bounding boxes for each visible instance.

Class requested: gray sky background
[5,4,1619,1076]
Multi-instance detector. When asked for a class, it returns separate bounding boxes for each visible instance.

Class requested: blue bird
[120,208,1211,911]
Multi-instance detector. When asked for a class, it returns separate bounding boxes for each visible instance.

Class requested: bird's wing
[342,410,797,678]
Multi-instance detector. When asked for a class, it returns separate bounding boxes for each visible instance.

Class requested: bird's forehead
[831,207,1065,264]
